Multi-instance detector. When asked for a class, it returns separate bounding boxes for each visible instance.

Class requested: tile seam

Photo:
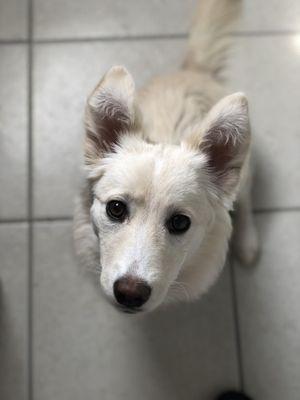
[27,0,34,398]
[1,29,300,46]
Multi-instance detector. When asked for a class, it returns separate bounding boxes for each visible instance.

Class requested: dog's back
[138,0,241,145]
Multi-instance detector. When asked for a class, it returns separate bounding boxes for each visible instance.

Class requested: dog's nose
[113,276,151,309]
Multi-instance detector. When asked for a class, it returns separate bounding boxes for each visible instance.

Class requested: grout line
[232,29,300,37]
[1,206,300,225]
[28,30,300,44]
[3,205,300,224]
[0,218,29,224]
[31,216,73,222]
[0,39,28,45]
[253,206,300,214]
[229,259,245,392]
[1,29,300,47]
[0,216,73,224]
[34,32,188,44]
[27,0,34,398]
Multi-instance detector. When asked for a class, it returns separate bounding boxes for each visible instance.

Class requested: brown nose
[113,276,151,309]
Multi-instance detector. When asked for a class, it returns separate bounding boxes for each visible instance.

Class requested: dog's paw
[233,222,260,266]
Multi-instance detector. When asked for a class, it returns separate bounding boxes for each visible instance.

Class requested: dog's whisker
[85,264,101,275]
[170,280,191,302]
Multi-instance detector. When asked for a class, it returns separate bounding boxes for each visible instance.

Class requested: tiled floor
[0,1,300,399]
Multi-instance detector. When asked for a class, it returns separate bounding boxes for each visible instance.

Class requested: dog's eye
[106,200,128,222]
[167,214,191,235]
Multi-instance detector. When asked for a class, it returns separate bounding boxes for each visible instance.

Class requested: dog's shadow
[0,280,25,399]
[252,144,271,214]
[251,143,276,248]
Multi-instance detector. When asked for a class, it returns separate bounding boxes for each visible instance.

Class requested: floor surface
[1,1,300,399]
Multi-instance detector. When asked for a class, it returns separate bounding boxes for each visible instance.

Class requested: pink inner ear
[199,119,249,199]
[85,95,132,161]
[204,131,235,175]
[91,105,130,151]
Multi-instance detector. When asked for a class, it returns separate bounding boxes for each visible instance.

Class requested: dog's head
[84,66,250,313]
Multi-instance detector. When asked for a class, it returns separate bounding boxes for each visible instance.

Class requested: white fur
[73,0,259,313]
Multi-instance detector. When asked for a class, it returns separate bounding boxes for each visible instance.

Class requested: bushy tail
[183,0,241,76]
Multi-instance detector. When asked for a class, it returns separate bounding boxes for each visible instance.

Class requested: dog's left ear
[84,66,141,166]
[184,92,251,206]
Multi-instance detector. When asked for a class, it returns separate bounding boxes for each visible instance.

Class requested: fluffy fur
[73,0,259,312]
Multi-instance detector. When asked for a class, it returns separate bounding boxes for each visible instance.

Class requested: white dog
[74,0,259,313]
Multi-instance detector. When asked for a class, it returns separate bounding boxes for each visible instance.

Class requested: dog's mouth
[115,304,144,314]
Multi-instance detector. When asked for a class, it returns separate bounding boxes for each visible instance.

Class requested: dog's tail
[182,0,241,76]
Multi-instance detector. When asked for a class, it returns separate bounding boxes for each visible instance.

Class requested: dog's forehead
[97,141,207,203]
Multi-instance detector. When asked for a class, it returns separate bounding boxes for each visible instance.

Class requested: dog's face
[84,66,250,313]
[91,139,213,312]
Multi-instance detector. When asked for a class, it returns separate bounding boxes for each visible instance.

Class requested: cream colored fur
[73,0,259,312]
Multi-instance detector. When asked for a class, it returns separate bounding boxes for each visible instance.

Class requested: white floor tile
[0,224,28,400]
[0,45,28,219]
[0,0,28,40]
[228,36,300,209]
[33,0,197,40]
[234,211,300,400]
[33,222,239,400]
[33,0,300,40]
[240,0,300,32]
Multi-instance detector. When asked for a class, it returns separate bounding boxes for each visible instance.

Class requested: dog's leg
[232,175,259,266]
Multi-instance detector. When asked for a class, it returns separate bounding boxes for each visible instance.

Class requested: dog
[73,0,259,314]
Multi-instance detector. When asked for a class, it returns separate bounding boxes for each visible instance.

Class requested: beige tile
[33,222,238,400]
[0,45,28,219]
[228,35,300,209]
[240,0,300,32]
[234,211,300,399]
[33,0,300,40]
[0,0,28,40]
[33,0,196,39]
[0,223,28,400]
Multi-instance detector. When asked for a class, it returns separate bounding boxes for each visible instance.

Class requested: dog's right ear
[84,66,140,166]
